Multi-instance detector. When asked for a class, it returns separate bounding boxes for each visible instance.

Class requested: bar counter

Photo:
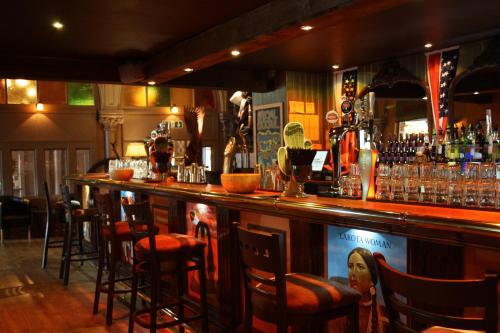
[68,175,500,330]
[68,175,500,249]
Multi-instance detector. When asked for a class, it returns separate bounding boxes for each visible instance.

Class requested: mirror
[449,38,500,131]
[358,61,430,143]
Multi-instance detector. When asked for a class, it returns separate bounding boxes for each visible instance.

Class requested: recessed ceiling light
[300,25,313,31]
[474,91,479,95]
[147,81,156,85]
[184,67,194,72]
[52,21,64,30]
[424,42,433,49]
[231,50,241,57]
[332,65,340,70]
[422,96,428,100]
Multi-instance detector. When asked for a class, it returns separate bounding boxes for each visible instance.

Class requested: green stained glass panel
[147,86,170,107]
[68,83,94,105]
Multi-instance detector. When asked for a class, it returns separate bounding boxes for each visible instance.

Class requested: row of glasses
[340,163,362,198]
[375,162,500,209]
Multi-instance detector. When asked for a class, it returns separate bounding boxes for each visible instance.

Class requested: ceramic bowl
[220,173,261,194]
[111,168,134,181]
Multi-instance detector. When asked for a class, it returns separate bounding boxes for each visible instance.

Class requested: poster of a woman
[327,226,407,333]
[186,202,219,308]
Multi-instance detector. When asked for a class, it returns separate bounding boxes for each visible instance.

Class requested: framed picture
[253,102,283,167]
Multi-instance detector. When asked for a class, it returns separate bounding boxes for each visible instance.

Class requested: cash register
[305,150,332,194]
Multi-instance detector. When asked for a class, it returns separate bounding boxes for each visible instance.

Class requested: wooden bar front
[68,175,500,331]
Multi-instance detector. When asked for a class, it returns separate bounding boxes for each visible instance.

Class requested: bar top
[68,175,500,249]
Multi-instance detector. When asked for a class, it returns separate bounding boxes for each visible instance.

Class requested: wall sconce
[171,105,179,114]
[35,101,44,111]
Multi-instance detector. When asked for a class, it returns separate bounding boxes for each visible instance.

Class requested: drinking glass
[405,177,419,202]
[448,181,463,207]
[462,180,479,207]
[419,179,436,203]
[479,179,496,208]
[391,177,405,201]
[375,176,391,200]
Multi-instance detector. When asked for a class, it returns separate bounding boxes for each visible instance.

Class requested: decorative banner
[253,103,283,167]
[426,47,459,134]
[327,226,407,333]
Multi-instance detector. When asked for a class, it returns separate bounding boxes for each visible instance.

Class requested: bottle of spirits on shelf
[474,121,484,162]
[437,127,444,163]
[485,109,493,162]
[444,124,452,162]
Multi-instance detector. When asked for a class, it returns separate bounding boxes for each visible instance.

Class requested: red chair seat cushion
[101,222,159,241]
[135,234,205,255]
[252,273,361,314]
[74,208,99,217]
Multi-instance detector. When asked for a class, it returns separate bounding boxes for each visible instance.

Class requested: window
[202,146,212,171]
[6,79,37,104]
[44,149,67,195]
[11,150,36,197]
[122,85,171,107]
[76,149,91,174]
[67,82,94,106]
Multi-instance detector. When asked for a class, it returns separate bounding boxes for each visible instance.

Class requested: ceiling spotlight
[184,67,194,72]
[424,42,433,49]
[300,25,313,31]
[147,81,156,85]
[422,96,428,100]
[474,91,479,95]
[332,65,340,70]
[231,50,241,57]
[52,21,64,30]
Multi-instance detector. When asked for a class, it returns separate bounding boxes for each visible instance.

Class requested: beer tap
[321,92,375,197]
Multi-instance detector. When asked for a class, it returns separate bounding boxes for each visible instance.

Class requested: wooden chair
[123,201,208,333]
[374,252,498,333]
[234,222,361,333]
[59,185,100,285]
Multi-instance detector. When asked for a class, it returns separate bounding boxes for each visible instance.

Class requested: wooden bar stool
[92,193,135,325]
[42,181,64,269]
[123,201,209,333]
[59,185,100,285]
[234,223,362,333]
[374,252,498,333]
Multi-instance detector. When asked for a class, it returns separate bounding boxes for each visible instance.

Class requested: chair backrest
[122,201,156,253]
[60,185,73,224]
[374,252,498,333]
[94,193,115,231]
[234,223,287,317]
[43,182,52,225]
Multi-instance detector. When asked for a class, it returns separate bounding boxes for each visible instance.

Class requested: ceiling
[1,0,500,91]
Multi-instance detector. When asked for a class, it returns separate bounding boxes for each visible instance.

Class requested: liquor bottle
[460,124,467,161]
[474,121,484,162]
[452,124,460,162]
[493,124,499,162]
[444,125,452,163]
[436,127,444,163]
[430,129,437,162]
[485,109,493,162]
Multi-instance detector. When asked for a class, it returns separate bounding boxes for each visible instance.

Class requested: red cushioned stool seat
[101,222,159,241]
[253,273,361,315]
[134,233,205,256]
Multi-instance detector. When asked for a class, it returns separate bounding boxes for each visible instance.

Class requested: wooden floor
[0,239,194,333]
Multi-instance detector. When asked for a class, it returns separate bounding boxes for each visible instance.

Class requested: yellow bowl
[111,168,134,181]
[221,173,261,194]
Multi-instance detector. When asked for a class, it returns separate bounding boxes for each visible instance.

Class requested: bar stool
[93,193,159,325]
[234,223,362,333]
[123,201,208,333]
[374,252,498,333]
[59,185,100,285]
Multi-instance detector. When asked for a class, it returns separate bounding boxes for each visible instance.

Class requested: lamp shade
[125,142,147,157]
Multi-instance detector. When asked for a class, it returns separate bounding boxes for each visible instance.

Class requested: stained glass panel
[0,79,6,104]
[6,79,37,104]
[38,81,67,104]
[68,82,94,106]
[147,86,170,107]
[122,86,146,107]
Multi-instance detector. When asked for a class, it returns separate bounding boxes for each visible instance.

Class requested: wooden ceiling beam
[0,56,120,83]
[133,0,411,85]
[164,67,276,92]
